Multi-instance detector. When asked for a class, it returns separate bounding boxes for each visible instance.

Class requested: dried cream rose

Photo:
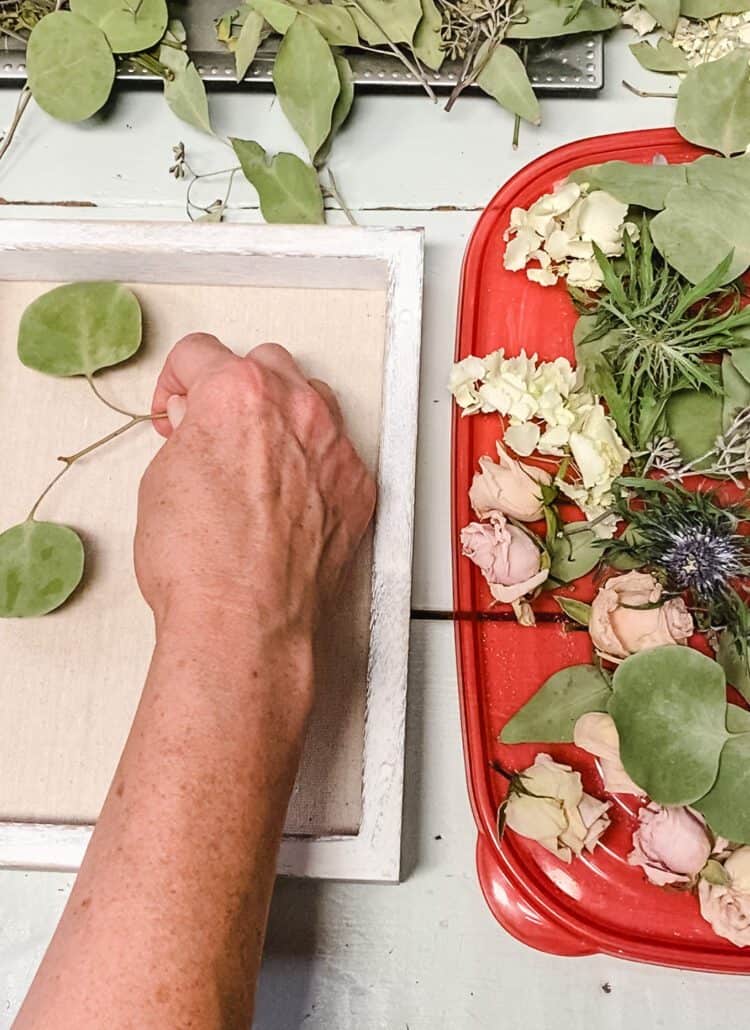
[469,444,552,522]
[573,712,645,796]
[699,847,750,947]
[504,753,611,863]
[629,803,712,887]
[460,515,548,604]
[589,571,694,661]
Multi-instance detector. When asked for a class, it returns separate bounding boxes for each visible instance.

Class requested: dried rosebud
[469,444,551,522]
[629,803,712,886]
[461,515,548,604]
[504,753,611,863]
[589,571,693,661]
[699,847,750,947]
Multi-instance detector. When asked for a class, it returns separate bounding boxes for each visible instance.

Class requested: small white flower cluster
[503,181,637,291]
[450,349,630,530]
[672,12,750,66]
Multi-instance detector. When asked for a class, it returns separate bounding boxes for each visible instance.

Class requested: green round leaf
[568,161,687,211]
[610,646,729,806]
[500,664,611,744]
[665,388,722,467]
[693,731,750,844]
[18,282,142,377]
[26,12,115,123]
[0,521,84,618]
[70,0,168,53]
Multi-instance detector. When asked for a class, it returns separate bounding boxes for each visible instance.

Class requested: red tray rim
[451,127,750,973]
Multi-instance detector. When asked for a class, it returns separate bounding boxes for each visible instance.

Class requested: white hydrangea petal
[527,266,558,287]
[504,227,543,271]
[504,421,541,456]
[531,182,581,217]
[621,4,658,34]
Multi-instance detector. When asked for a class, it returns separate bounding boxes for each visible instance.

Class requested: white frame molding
[0,220,424,883]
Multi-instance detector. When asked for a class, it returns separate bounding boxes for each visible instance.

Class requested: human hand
[134,333,376,642]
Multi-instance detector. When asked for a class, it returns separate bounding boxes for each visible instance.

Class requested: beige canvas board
[0,280,387,837]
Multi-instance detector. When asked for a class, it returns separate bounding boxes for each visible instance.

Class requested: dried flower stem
[622,79,677,99]
[0,85,31,163]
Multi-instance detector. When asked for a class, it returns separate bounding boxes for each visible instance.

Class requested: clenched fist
[135,333,376,641]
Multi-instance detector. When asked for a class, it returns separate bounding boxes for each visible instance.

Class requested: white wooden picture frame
[0,220,424,883]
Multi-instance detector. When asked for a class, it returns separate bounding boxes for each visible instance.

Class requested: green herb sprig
[572,225,750,452]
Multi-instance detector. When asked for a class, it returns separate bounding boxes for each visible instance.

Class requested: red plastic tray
[452,128,750,973]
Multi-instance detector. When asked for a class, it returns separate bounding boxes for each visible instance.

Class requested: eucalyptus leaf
[476,43,540,125]
[681,0,750,16]
[727,702,750,733]
[641,0,679,31]
[568,160,687,210]
[701,858,731,885]
[500,664,611,744]
[231,138,325,223]
[412,0,444,71]
[664,389,722,467]
[234,8,265,79]
[18,282,142,377]
[26,12,115,123]
[722,354,750,430]
[273,17,340,159]
[70,0,168,53]
[164,59,213,135]
[507,0,619,38]
[693,731,750,844]
[676,50,750,157]
[651,185,750,284]
[630,38,690,74]
[297,2,360,44]
[548,524,602,583]
[728,346,750,384]
[610,646,729,806]
[717,630,750,702]
[0,521,84,618]
[345,0,423,44]
[687,151,750,193]
[249,0,297,32]
[316,54,355,165]
[554,596,592,626]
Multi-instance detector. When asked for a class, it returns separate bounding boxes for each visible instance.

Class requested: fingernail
[167,394,187,429]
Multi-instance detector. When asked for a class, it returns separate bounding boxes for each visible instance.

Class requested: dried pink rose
[589,571,693,661]
[573,712,645,796]
[628,803,712,886]
[461,515,548,604]
[469,443,552,522]
[699,847,750,948]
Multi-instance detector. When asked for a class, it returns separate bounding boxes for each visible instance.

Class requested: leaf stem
[86,374,148,419]
[0,85,31,164]
[26,413,168,521]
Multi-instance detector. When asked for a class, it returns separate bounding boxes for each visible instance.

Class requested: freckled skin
[15,336,375,1030]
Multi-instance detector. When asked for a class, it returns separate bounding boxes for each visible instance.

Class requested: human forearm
[16,608,314,1029]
